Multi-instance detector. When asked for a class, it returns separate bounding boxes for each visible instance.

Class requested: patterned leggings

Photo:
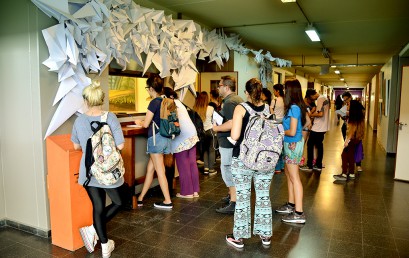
[231,157,274,239]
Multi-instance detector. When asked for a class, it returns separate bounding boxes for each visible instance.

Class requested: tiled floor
[1,115,409,257]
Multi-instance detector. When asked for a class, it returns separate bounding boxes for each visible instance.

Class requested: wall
[0,0,55,231]
[368,74,379,130]
[296,75,308,97]
[0,126,4,220]
[378,58,393,152]
[233,52,259,100]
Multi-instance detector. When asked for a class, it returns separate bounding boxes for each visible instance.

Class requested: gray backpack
[239,103,284,172]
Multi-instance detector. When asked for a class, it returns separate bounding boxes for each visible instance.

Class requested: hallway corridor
[0,113,408,257]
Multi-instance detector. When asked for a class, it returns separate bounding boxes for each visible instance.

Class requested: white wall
[0,127,4,220]
[314,82,322,94]
[0,0,54,230]
[233,52,260,100]
[378,58,393,151]
[369,75,378,130]
[0,0,111,231]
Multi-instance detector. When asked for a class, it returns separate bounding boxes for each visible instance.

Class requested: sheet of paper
[212,111,224,126]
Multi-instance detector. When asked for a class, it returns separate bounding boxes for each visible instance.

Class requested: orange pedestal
[46,134,92,251]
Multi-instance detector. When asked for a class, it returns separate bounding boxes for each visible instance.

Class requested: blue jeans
[147,133,171,154]
[219,147,234,187]
[231,158,274,239]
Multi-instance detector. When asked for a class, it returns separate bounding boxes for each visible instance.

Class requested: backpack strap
[240,102,256,116]
[241,102,269,117]
[101,111,108,122]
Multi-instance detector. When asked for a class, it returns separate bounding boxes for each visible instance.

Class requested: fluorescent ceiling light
[331,65,337,68]
[281,0,296,2]
[340,78,345,81]
[305,24,320,42]
[335,70,340,74]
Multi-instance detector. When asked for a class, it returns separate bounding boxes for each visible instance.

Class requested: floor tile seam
[329,237,365,249]
[383,199,400,251]
[120,226,149,239]
[361,243,401,255]
[145,239,199,256]
[12,241,56,257]
[182,221,217,232]
[0,241,18,252]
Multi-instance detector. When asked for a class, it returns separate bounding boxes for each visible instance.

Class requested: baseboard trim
[0,219,51,238]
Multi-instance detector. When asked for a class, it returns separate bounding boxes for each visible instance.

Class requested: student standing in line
[333,100,365,180]
[225,78,274,248]
[194,91,217,175]
[299,88,330,173]
[213,76,243,214]
[72,81,124,258]
[271,83,285,173]
[299,89,318,166]
[135,74,173,209]
[340,91,352,140]
[275,79,307,224]
[163,87,200,198]
[209,89,221,111]
[261,87,272,106]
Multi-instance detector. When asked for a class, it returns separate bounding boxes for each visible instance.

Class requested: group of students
[71,74,229,257]
[70,74,365,256]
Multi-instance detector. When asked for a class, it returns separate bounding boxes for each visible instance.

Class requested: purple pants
[174,145,200,195]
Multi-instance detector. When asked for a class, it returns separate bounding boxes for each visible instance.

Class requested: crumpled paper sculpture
[31,0,291,137]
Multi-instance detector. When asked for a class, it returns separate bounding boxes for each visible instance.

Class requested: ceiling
[145,0,409,88]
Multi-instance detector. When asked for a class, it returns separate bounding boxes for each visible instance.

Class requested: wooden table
[121,125,147,208]
[121,125,148,187]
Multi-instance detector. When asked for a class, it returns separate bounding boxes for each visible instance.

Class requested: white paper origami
[31,0,291,137]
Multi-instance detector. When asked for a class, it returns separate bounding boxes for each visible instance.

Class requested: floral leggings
[231,157,274,239]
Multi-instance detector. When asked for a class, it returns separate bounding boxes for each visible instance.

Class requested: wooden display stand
[46,134,92,251]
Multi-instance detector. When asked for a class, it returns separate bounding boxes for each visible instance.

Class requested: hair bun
[91,80,101,88]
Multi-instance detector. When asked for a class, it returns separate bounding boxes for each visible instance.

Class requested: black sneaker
[313,166,322,172]
[226,234,244,248]
[221,194,230,204]
[216,202,235,214]
[154,202,173,209]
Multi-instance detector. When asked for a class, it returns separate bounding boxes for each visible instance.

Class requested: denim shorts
[147,133,171,154]
[283,138,304,165]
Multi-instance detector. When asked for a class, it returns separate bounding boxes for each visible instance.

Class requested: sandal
[193,192,199,198]
[176,193,194,199]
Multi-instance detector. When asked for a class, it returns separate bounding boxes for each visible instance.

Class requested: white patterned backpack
[84,112,125,186]
[239,103,284,172]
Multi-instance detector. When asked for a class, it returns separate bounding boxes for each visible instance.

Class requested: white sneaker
[79,225,98,253]
[101,239,115,258]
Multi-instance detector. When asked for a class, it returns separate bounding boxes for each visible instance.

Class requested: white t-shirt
[271,96,285,120]
[311,95,330,132]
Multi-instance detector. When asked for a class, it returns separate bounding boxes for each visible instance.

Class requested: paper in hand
[335,105,348,117]
[212,111,224,126]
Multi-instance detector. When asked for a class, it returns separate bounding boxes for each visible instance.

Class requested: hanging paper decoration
[31,0,291,137]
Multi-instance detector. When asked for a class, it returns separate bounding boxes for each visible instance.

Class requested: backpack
[84,112,125,186]
[184,103,205,141]
[154,97,181,139]
[238,103,284,172]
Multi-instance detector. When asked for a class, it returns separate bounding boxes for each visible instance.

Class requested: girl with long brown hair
[193,91,217,174]
[333,100,365,180]
[275,79,307,224]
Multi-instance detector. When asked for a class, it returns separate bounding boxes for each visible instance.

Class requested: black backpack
[184,104,205,141]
